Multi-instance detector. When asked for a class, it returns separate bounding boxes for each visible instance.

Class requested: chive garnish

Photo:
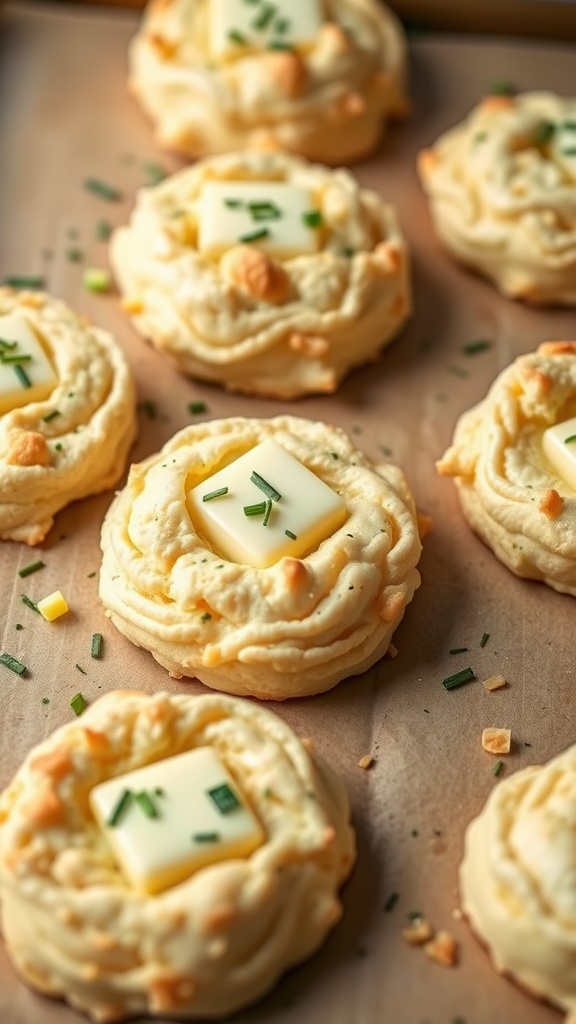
[442,667,476,690]
[488,79,515,95]
[135,790,159,818]
[480,632,490,648]
[143,161,167,185]
[139,400,157,419]
[14,364,31,388]
[188,401,207,414]
[1,353,32,364]
[461,339,491,356]
[42,410,61,423]
[21,595,39,613]
[262,499,273,527]
[252,2,276,30]
[0,338,17,350]
[274,16,290,33]
[562,120,576,130]
[200,612,212,622]
[248,201,282,221]
[70,692,87,716]
[0,652,27,676]
[302,210,323,229]
[75,664,87,675]
[449,647,468,655]
[107,788,133,826]
[18,560,45,578]
[564,434,576,444]
[192,832,220,843]
[384,892,400,913]
[96,219,113,241]
[203,487,229,502]
[224,198,243,208]
[534,120,555,145]
[267,40,293,51]
[285,529,297,540]
[238,227,270,244]
[207,783,240,814]
[493,760,504,777]
[83,267,111,293]
[250,470,281,502]
[4,275,44,289]
[91,633,103,658]
[562,147,576,156]
[66,247,84,263]
[244,501,267,517]
[84,178,123,202]
[228,28,247,45]
[447,364,469,378]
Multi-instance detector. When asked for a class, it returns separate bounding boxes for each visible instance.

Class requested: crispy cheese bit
[482,674,506,692]
[209,0,323,59]
[424,930,458,967]
[90,746,265,895]
[36,590,69,622]
[481,727,511,755]
[402,916,433,945]
[357,754,374,770]
[538,487,564,519]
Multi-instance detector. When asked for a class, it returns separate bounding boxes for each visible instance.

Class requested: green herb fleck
[66,247,84,263]
[534,120,556,145]
[15,624,23,631]
[87,571,97,579]
[70,692,87,716]
[42,409,61,423]
[562,147,576,156]
[302,209,323,229]
[188,401,207,414]
[449,647,468,655]
[267,39,293,51]
[262,499,273,527]
[203,487,229,502]
[384,892,399,913]
[192,831,220,843]
[564,433,576,444]
[473,131,487,144]
[18,560,45,578]
[84,178,123,202]
[4,275,45,289]
[442,667,476,691]
[21,595,39,614]
[207,783,241,814]
[41,696,50,704]
[143,161,167,185]
[139,400,157,420]
[461,339,492,356]
[238,227,270,244]
[447,364,469,378]
[0,652,27,676]
[480,632,490,648]
[75,664,87,675]
[1,352,32,364]
[107,788,133,827]
[83,267,111,293]
[201,612,212,622]
[285,529,297,540]
[244,500,268,517]
[252,2,276,30]
[91,633,103,659]
[493,760,504,777]
[135,790,159,818]
[250,470,281,502]
[488,79,516,96]
[96,219,113,241]
[14,364,31,388]
[228,28,248,45]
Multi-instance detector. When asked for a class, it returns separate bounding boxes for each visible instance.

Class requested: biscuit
[99,415,423,698]
[128,0,408,165]
[437,341,576,596]
[418,91,576,304]
[460,742,576,1017]
[0,288,137,545]
[111,150,411,398]
[0,689,355,1021]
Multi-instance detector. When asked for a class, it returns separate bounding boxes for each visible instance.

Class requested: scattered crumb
[452,907,463,921]
[417,512,433,539]
[482,727,511,754]
[387,642,398,659]
[402,916,433,945]
[357,754,374,770]
[424,929,459,966]
[482,674,506,691]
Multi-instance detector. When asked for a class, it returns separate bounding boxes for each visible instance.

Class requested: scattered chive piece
[14,364,31,388]
[447,364,469,378]
[274,15,290,33]
[66,247,84,263]
[41,696,49,704]
[302,209,323,229]
[207,783,240,814]
[224,198,243,208]
[70,692,87,716]
[442,667,476,690]
[188,401,207,414]
[54,443,63,452]
[21,595,39,613]
[384,892,400,913]
[407,910,422,921]
[203,487,229,502]
[0,338,17,351]
[480,632,490,648]
[42,410,61,423]
[263,787,273,798]
[238,227,270,244]
[250,470,281,502]
[285,529,297,540]
[1,353,32,364]
[87,572,97,579]
[143,161,167,185]
[83,267,111,293]
[461,339,492,356]
[493,760,504,777]
[449,647,468,655]
[228,28,248,45]
[564,434,576,444]
[342,246,355,258]
[0,652,27,676]
[244,500,267,517]
[4,275,44,289]
[252,2,275,30]
[15,624,23,631]
[84,178,123,202]
[96,219,113,241]
[155,787,165,797]
[18,560,45,578]
[91,633,103,659]
[262,498,273,527]
[75,664,87,675]
[200,612,212,622]
[474,131,487,144]
[534,120,556,145]
[107,788,133,826]
[192,831,220,843]
[139,399,157,419]
[267,39,293,51]
[488,79,516,95]
[135,790,159,818]
[562,147,576,156]
[562,120,576,130]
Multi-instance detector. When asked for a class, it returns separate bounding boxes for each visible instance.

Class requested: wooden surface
[1,4,576,1023]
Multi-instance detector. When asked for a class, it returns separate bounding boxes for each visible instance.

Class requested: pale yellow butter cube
[36,590,69,621]
[542,416,576,491]
[90,747,265,894]
[0,313,58,415]
[197,182,321,260]
[187,439,347,568]
[209,0,323,59]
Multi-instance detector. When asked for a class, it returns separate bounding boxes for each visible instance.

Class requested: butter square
[187,439,348,568]
[197,182,321,260]
[90,746,264,895]
[0,313,58,415]
[542,416,576,491]
[209,0,323,59]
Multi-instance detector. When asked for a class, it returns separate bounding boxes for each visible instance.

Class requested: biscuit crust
[99,415,422,698]
[0,289,137,545]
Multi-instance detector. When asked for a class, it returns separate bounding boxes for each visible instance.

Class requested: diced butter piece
[542,416,576,491]
[197,182,321,260]
[187,439,347,568]
[37,590,69,621]
[209,0,323,59]
[0,313,58,415]
[90,747,265,895]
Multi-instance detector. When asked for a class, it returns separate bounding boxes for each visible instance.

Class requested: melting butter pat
[188,439,347,568]
[90,747,265,895]
[542,416,576,491]
[0,313,58,416]
[197,182,321,260]
[209,0,323,59]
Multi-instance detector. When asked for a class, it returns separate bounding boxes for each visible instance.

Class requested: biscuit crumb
[357,754,374,770]
[416,512,433,539]
[482,675,506,692]
[482,727,511,755]
[424,929,458,966]
[387,642,398,659]
[402,916,433,945]
[538,488,564,520]
[221,245,290,306]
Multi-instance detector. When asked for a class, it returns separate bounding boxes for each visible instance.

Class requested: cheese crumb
[424,929,458,966]
[482,674,506,692]
[357,754,374,770]
[482,727,511,755]
[37,590,69,622]
[402,916,433,945]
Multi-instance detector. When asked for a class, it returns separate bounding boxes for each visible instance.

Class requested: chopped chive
[188,401,207,414]
[302,210,323,229]
[244,501,267,517]
[207,783,240,814]
[200,612,212,622]
[493,760,504,777]
[155,787,165,797]
[224,198,243,209]
[203,487,229,502]
[54,443,63,452]
[267,39,293,51]
[285,529,297,540]
[250,470,281,502]
[135,790,159,818]
[87,572,97,579]
[42,410,61,423]
[83,267,111,293]
[70,692,87,715]
[0,652,27,676]
[342,246,355,258]
[84,178,123,202]
[534,120,555,145]
[107,788,133,826]
[142,161,167,185]
[238,227,270,244]
[562,147,576,156]
[449,647,468,655]
[96,219,113,241]
[473,131,487,144]
[4,275,44,289]
[41,696,49,703]
[139,400,157,419]
[442,667,476,690]
[192,831,220,843]
[14,364,31,388]
[18,560,45,578]
[228,28,247,45]
[21,595,39,613]
[0,338,17,350]
[1,353,32,364]
[262,498,273,527]
[75,664,87,675]
[252,2,276,30]
[488,79,515,95]
[274,16,290,33]
[480,632,490,648]
[15,624,23,631]
[447,364,469,378]
[91,633,103,658]
[384,892,399,913]
[562,120,576,130]
[248,201,282,221]
[564,434,576,444]
[461,339,491,356]
[66,247,84,263]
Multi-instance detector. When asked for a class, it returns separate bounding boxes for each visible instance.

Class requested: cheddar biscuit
[111,150,411,398]
[437,341,576,596]
[128,0,408,164]
[0,288,137,545]
[0,689,355,1020]
[418,91,576,304]
[99,415,423,698]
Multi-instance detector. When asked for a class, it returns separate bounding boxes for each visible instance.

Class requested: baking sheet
[1,4,576,1022]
